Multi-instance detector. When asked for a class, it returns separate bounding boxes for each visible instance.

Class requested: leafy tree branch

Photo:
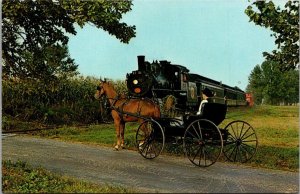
[245,1,299,71]
[2,0,136,81]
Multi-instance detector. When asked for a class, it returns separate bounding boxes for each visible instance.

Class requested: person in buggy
[196,88,214,116]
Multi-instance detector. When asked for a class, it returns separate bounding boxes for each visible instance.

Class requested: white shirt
[196,99,208,115]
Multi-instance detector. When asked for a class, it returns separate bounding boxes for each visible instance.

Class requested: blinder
[97,86,102,90]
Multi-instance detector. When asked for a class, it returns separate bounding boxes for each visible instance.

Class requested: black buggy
[136,103,258,167]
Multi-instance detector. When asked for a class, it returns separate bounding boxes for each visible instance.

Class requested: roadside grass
[220,105,299,170]
[3,160,137,193]
[29,105,300,171]
[34,123,138,148]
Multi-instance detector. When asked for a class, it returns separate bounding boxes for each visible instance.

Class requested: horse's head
[94,79,118,101]
[94,80,106,100]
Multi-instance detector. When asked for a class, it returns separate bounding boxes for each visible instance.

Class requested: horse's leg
[137,119,147,148]
[112,112,121,150]
[120,121,125,149]
[139,119,149,135]
[114,118,121,150]
[114,122,121,150]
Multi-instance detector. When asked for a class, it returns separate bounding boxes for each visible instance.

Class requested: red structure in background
[246,93,254,106]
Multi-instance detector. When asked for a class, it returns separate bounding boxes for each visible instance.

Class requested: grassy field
[4,105,298,193]
[3,160,137,193]
[221,105,299,170]
[32,105,299,171]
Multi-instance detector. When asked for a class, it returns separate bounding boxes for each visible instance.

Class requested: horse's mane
[103,81,127,99]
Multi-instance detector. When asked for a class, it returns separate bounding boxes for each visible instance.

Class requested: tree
[279,69,299,105]
[2,0,136,80]
[260,61,284,105]
[246,61,299,105]
[246,65,264,104]
[245,1,299,71]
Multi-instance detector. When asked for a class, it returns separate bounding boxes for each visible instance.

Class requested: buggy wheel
[183,119,223,167]
[136,119,165,159]
[223,120,258,163]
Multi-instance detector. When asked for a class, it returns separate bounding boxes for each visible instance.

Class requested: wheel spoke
[239,145,250,161]
[223,143,235,153]
[230,124,238,138]
[237,146,244,162]
[242,139,257,143]
[241,132,256,141]
[186,129,197,139]
[192,123,201,139]
[241,142,256,150]
[142,140,151,154]
[202,148,207,166]
[239,122,245,139]
[228,145,237,161]
[193,146,201,162]
[204,146,217,162]
[240,127,251,140]
[228,133,237,141]
[197,122,203,138]
[151,141,158,156]
[233,146,239,162]
[144,143,150,157]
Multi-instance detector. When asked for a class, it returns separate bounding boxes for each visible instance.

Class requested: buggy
[136,103,258,167]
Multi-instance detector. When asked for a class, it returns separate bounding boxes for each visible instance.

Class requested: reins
[104,95,129,112]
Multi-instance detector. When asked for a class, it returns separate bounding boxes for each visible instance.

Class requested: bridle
[96,84,119,109]
[96,85,105,97]
[96,85,103,91]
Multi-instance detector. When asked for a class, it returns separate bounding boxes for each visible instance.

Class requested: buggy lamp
[133,79,139,84]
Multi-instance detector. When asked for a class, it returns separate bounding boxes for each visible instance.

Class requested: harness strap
[106,95,129,122]
[136,100,142,116]
[104,95,158,120]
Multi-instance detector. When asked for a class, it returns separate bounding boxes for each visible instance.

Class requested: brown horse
[94,80,161,150]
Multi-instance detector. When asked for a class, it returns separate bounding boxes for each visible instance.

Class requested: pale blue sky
[68,0,276,90]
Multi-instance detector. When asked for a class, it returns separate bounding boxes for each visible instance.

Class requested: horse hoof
[114,145,119,151]
[121,144,125,149]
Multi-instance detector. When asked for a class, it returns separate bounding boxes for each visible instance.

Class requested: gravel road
[2,135,299,193]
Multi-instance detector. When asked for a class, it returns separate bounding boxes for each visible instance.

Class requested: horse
[94,80,161,150]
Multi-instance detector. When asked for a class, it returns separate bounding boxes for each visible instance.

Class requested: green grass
[220,105,299,170]
[34,123,139,148]
[28,105,300,171]
[3,160,137,193]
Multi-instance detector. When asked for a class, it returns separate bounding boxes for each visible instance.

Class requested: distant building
[246,93,254,106]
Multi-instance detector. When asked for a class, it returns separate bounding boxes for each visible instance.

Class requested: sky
[67,0,277,91]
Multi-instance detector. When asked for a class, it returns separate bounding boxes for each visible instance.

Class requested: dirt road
[2,135,299,193]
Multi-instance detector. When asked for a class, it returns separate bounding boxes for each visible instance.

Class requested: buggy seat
[185,103,227,126]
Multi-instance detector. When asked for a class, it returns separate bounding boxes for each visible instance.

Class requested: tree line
[246,61,298,105]
[245,1,299,105]
[1,0,299,127]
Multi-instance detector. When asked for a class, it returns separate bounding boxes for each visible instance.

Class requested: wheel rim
[183,119,223,167]
[136,120,165,159]
[223,120,258,163]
